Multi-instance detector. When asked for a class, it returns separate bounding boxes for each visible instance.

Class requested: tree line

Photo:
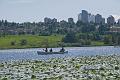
[0,19,120,46]
[0,19,110,36]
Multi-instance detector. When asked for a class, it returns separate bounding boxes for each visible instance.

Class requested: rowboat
[37,51,68,55]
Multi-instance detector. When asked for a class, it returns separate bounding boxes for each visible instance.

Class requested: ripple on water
[0,46,120,61]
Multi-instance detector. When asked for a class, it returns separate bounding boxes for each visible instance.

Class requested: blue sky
[0,0,120,22]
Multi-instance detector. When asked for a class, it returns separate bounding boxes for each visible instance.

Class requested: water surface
[0,46,120,61]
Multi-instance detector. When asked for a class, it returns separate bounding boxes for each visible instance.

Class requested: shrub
[20,39,27,45]
[10,41,16,46]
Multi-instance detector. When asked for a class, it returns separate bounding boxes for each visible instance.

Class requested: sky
[0,0,120,22]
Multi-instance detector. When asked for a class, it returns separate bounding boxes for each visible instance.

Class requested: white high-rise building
[78,13,82,21]
[118,19,120,25]
[88,14,95,23]
[102,18,105,24]
[78,10,88,23]
[107,15,115,25]
[95,14,103,24]
[81,10,88,23]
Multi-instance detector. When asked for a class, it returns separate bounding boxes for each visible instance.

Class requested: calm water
[0,46,120,61]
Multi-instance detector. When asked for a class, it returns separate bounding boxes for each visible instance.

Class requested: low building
[109,26,120,33]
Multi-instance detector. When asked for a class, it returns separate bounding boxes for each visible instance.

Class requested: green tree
[11,41,16,46]
[104,35,112,45]
[63,33,77,43]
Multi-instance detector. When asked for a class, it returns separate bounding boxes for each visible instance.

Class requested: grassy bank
[0,35,63,49]
[0,35,108,49]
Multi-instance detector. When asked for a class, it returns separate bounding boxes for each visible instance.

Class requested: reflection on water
[0,46,120,61]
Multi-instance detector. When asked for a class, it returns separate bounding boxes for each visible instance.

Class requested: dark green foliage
[104,36,110,44]
[81,24,96,33]
[10,41,16,46]
[0,19,107,35]
[98,25,108,34]
[115,66,119,70]
[103,35,112,45]
[31,75,36,79]
[118,36,120,45]
[63,33,77,43]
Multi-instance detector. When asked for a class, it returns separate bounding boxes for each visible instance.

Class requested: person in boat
[45,48,48,52]
[49,48,53,52]
[60,47,65,52]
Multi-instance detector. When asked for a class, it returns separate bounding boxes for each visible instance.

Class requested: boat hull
[37,51,68,55]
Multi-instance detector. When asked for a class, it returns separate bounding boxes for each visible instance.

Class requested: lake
[0,46,120,61]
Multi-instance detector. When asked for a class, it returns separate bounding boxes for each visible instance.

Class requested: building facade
[88,14,95,23]
[44,17,52,24]
[102,18,105,24]
[107,15,115,25]
[78,13,82,21]
[81,10,88,23]
[95,14,103,24]
[78,10,88,23]
[118,19,120,25]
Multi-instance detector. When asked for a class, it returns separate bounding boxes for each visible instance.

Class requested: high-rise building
[102,18,105,24]
[107,15,115,25]
[78,10,88,23]
[88,14,95,23]
[118,19,120,25]
[78,13,82,21]
[95,14,103,24]
[81,10,88,23]
[52,18,57,23]
[44,17,57,23]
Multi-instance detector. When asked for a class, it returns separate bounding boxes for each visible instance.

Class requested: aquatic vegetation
[0,55,120,80]
[31,75,36,79]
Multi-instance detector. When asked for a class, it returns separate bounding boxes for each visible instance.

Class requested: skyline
[0,0,120,22]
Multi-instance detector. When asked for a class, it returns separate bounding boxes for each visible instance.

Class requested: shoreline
[0,45,114,50]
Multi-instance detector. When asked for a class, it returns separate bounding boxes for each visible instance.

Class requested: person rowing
[49,48,53,52]
[43,48,48,52]
[60,47,65,52]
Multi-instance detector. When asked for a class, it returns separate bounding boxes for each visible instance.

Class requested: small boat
[37,51,68,55]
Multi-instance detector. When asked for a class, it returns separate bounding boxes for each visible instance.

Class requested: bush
[79,39,91,45]
[20,39,27,45]
[10,41,16,46]
[63,33,77,43]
